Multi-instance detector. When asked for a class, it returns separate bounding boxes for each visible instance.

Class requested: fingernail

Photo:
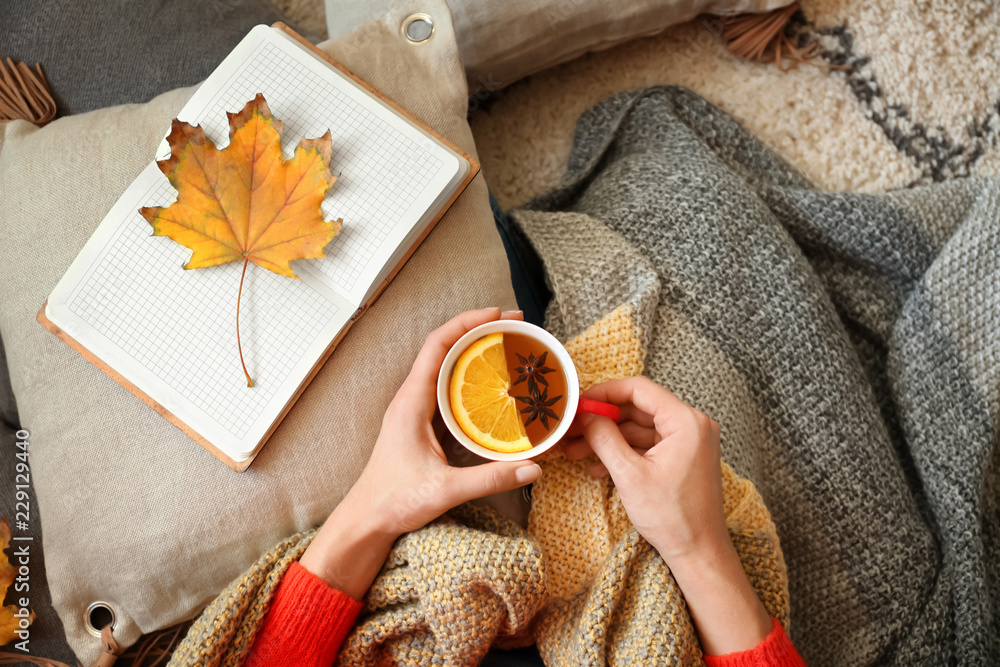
[501,309,523,318]
[515,463,542,484]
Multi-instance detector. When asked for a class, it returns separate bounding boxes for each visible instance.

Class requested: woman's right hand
[563,376,729,562]
[563,376,774,656]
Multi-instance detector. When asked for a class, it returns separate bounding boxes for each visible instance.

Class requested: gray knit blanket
[512,86,999,666]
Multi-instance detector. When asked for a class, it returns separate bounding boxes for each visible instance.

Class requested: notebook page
[47,163,355,461]
[170,25,464,306]
[362,169,469,304]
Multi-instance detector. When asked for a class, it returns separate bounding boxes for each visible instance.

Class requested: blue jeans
[481,645,545,666]
[490,192,552,327]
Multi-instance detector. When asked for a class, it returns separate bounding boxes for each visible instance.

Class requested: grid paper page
[51,164,353,459]
[46,25,465,461]
[174,27,461,305]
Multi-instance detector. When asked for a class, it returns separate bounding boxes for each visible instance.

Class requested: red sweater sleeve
[242,568,800,667]
[241,561,363,667]
[704,618,805,667]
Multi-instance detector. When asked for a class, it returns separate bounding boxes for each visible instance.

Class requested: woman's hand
[563,376,773,656]
[300,308,542,600]
[563,376,729,561]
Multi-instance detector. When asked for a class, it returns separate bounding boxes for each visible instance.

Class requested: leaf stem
[237,256,254,387]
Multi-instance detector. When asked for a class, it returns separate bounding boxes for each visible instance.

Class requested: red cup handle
[578,397,620,421]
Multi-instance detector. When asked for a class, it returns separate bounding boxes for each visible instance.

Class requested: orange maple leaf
[140,94,342,386]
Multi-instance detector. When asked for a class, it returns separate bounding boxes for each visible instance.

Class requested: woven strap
[721,2,823,71]
[90,626,124,667]
[0,57,56,125]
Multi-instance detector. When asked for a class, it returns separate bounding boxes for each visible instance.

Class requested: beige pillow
[0,1,515,663]
[325,0,794,93]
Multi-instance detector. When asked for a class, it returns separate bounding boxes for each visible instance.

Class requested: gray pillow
[323,0,795,94]
[0,0,306,116]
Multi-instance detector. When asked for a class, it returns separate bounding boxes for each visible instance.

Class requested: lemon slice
[449,332,531,453]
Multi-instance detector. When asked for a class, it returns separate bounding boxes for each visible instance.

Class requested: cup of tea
[436,319,620,461]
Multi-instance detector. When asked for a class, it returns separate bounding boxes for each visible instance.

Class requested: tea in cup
[437,320,619,461]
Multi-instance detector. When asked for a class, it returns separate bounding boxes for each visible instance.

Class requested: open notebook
[39,24,479,470]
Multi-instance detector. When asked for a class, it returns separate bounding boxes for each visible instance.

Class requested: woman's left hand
[300,308,542,599]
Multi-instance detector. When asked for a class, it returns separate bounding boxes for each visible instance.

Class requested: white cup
[437,319,618,461]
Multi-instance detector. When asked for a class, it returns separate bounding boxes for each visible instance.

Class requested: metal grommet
[401,13,434,44]
[84,601,117,638]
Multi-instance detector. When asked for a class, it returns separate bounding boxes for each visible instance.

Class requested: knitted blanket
[168,85,998,666]
[511,86,999,666]
[169,478,786,667]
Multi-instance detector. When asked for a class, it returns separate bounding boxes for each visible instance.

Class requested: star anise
[512,351,556,396]
[515,387,562,431]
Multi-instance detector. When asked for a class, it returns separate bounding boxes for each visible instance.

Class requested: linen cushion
[325,0,795,93]
[0,0,516,663]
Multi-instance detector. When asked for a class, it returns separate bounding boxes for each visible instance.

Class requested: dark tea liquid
[502,333,567,445]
